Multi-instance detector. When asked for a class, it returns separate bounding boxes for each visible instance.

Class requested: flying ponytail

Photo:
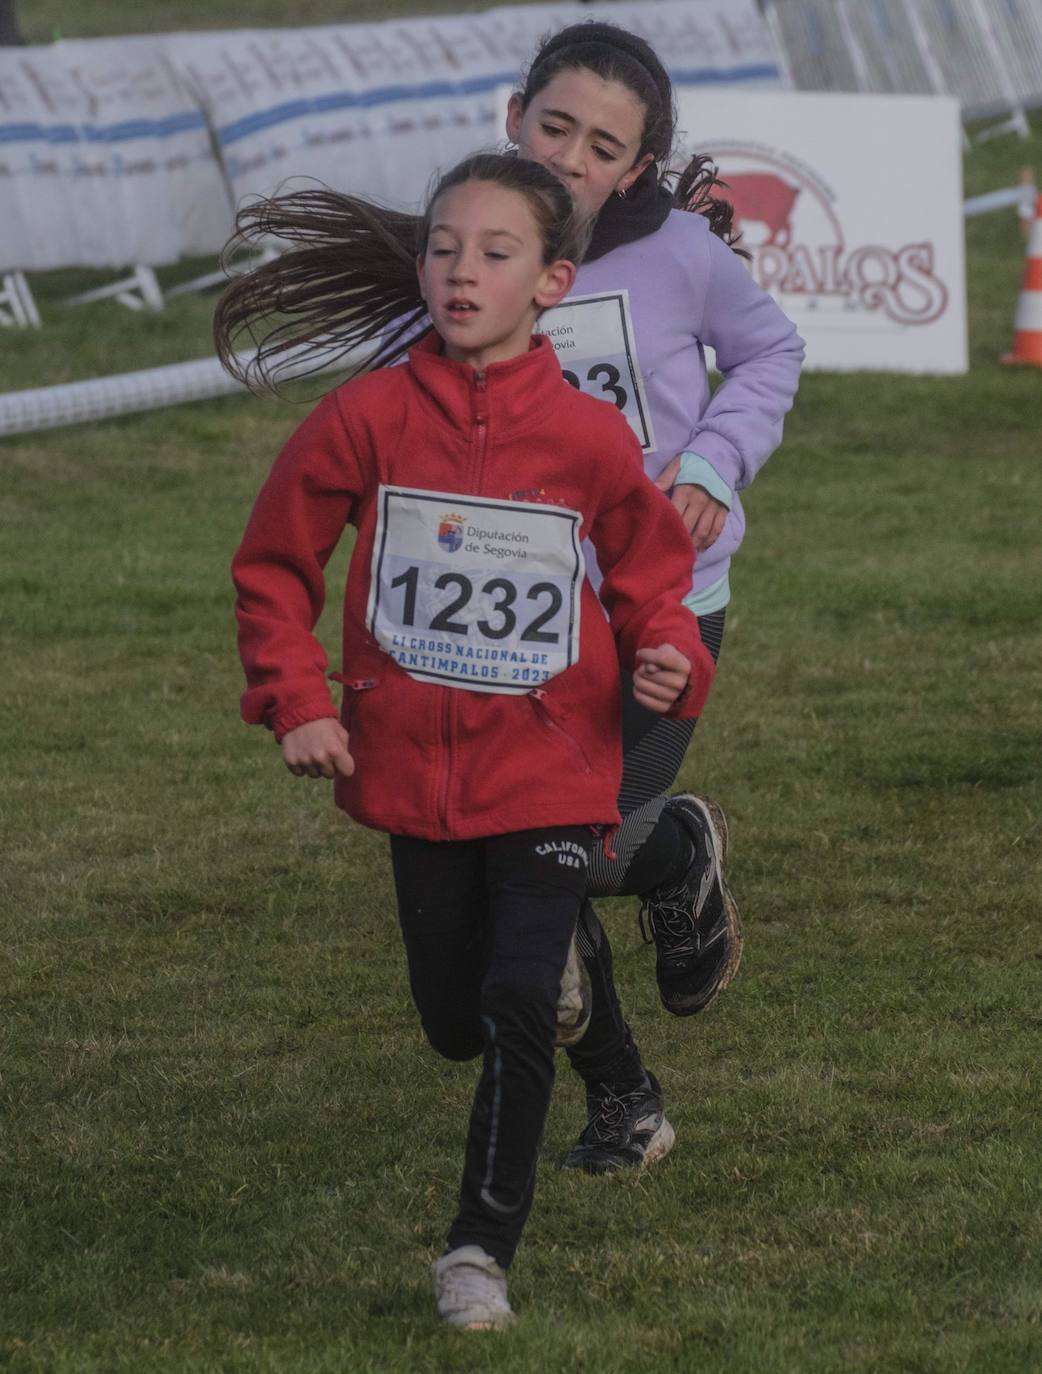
[213,189,425,393]
[213,153,588,395]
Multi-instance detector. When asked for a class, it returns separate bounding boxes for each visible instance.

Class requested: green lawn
[17,0,550,42]
[3,7,1041,1370]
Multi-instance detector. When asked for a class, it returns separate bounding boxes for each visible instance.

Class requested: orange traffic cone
[1002,193,1042,367]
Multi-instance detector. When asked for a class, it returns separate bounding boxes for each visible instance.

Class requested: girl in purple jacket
[504,21,805,1174]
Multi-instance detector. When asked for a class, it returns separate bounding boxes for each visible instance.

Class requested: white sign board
[675,91,967,374]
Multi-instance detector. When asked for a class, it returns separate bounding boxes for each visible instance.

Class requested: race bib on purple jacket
[537,289,657,453]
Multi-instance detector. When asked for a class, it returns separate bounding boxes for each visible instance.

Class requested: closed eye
[542,121,616,162]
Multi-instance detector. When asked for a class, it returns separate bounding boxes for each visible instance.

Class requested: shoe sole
[561,1115,676,1174]
[667,794,744,1016]
[693,792,729,863]
[641,1115,676,1168]
[450,1312,517,1331]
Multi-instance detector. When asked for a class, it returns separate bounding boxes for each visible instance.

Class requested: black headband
[533,31,669,109]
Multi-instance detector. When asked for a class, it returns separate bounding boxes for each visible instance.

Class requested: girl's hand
[633,644,691,714]
[654,457,728,552]
[280,719,355,778]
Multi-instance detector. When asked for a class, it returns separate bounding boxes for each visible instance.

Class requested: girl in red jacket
[224,154,713,1331]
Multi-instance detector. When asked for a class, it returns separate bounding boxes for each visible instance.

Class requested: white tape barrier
[0,356,243,437]
[963,185,1038,218]
[0,346,366,439]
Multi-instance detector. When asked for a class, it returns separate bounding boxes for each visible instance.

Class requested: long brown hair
[213,153,589,394]
[516,20,744,252]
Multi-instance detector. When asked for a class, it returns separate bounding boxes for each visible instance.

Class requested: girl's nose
[550,139,584,179]
[449,255,477,283]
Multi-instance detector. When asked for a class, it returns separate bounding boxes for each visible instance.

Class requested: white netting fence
[765,0,1042,123]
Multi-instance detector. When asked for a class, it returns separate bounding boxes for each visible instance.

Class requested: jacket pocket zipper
[529,689,593,775]
[332,675,378,731]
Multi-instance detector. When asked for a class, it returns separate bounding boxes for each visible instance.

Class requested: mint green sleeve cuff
[676,453,733,510]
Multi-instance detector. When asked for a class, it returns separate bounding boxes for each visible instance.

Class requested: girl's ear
[617,151,655,195]
[534,258,576,311]
[415,253,427,302]
[505,92,524,145]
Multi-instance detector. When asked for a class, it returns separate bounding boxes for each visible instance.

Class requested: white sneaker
[555,931,592,1048]
[432,1245,516,1330]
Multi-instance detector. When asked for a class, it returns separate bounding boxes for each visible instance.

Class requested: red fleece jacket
[233,332,714,841]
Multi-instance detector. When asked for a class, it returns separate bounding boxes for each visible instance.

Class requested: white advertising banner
[0,36,232,272]
[675,90,967,374]
[0,0,783,272]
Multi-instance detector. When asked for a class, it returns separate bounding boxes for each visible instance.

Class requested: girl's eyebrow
[539,106,627,151]
[430,224,524,245]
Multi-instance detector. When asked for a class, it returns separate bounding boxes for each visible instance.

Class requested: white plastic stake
[65,265,164,312]
[0,272,41,328]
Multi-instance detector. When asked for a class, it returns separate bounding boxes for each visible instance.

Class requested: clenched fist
[280,718,355,779]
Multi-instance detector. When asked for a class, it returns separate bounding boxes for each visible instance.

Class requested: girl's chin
[566,188,607,219]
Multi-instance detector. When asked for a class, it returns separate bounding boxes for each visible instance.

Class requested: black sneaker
[639,793,743,1017]
[561,1072,675,1174]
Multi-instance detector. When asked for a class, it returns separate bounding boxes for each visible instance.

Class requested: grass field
[4,5,1042,1370]
[16,0,551,42]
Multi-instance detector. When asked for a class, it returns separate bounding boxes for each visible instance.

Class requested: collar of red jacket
[405,329,563,438]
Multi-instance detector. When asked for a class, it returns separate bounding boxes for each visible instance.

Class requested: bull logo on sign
[692,145,948,326]
[715,173,800,248]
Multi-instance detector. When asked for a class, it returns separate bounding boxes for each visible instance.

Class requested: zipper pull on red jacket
[473,369,488,427]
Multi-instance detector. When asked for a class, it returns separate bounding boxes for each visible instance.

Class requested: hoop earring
[616,187,627,200]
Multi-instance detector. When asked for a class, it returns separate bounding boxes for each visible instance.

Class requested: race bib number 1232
[366,486,583,693]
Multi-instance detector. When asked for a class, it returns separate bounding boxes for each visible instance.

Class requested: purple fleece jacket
[564,209,804,612]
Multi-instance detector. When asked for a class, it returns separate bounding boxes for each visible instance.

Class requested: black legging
[567,607,726,1087]
[390,824,590,1269]
[586,607,726,897]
